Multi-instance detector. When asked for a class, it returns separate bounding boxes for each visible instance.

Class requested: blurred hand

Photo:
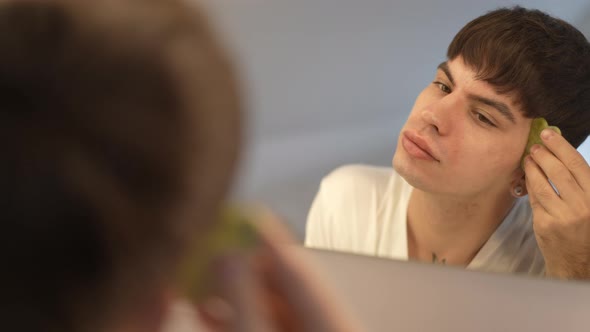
[196,209,363,332]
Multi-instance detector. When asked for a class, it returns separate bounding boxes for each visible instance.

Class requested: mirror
[200,0,590,280]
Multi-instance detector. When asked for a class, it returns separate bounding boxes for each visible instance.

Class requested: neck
[406,188,516,266]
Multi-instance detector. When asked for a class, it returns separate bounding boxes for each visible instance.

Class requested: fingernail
[524,155,533,165]
[530,144,540,154]
[541,128,553,140]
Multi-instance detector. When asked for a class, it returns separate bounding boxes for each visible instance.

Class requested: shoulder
[483,198,545,275]
[510,198,546,274]
[505,198,535,236]
[319,164,394,195]
[310,164,408,229]
[305,164,401,251]
[318,164,410,209]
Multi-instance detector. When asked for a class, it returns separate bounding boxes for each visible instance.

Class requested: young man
[305,6,590,279]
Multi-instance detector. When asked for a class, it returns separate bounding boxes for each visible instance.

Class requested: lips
[401,131,439,161]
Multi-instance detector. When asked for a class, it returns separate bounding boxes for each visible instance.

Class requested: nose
[420,108,441,134]
[420,96,458,135]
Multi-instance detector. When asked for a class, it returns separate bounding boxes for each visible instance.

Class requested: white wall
[197,0,590,239]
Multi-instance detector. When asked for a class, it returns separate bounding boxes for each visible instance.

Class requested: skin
[393,56,533,265]
[525,131,590,279]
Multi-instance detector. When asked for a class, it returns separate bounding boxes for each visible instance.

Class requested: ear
[509,167,528,197]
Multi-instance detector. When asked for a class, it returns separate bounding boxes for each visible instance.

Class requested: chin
[393,152,438,192]
[393,153,418,184]
[395,165,428,190]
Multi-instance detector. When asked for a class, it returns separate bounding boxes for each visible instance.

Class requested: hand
[524,128,590,279]
[196,210,363,331]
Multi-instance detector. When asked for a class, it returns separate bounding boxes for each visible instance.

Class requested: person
[1,0,362,331]
[305,6,590,279]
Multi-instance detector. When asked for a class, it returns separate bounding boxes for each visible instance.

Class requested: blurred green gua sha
[177,205,259,302]
[521,117,561,169]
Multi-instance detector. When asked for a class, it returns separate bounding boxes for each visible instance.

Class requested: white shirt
[305,164,545,276]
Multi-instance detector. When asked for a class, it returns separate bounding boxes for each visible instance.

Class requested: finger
[260,271,301,332]
[215,254,274,332]
[253,212,362,332]
[524,155,564,217]
[540,128,590,192]
[529,144,585,202]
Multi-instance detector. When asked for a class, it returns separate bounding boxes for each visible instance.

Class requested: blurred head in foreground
[1,0,241,331]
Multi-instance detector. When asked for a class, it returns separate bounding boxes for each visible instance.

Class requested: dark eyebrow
[437,62,455,85]
[468,93,516,124]
[437,61,515,124]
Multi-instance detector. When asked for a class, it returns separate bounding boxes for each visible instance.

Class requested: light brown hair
[1,0,241,331]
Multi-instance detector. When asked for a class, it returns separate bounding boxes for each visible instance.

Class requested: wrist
[545,264,590,280]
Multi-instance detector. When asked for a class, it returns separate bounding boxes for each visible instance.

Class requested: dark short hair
[448,6,590,148]
[0,0,241,331]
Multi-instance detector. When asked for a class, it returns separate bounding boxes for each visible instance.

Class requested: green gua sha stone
[521,117,561,168]
[177,205,259,302]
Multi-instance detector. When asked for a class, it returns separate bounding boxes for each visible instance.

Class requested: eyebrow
[437,62,455,85]
[436,61,516,124]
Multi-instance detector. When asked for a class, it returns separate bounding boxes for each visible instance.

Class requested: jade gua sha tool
[521,117,561,169]
[177,205,259,302]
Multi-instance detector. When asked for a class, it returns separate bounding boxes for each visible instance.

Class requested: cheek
[456,135,523,173]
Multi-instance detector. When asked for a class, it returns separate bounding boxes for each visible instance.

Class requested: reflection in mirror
[200,0,590,281]
[303,6,590,280]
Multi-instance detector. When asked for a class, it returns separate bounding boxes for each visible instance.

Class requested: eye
[474,112,496,127]
[433,82,451,94]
